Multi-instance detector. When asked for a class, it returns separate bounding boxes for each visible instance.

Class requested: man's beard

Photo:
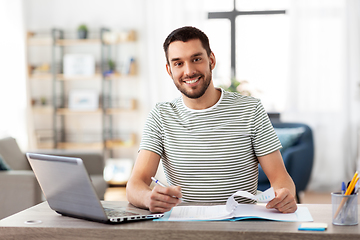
[173,65,212,99]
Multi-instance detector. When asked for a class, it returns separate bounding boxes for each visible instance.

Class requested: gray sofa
[0,137,108,219]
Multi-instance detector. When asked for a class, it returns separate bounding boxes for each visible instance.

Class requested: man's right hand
[148,185,182,213]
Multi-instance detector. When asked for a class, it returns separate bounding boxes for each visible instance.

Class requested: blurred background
[1,0,360,199]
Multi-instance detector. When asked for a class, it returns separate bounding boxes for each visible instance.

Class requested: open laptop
[26,153,164,224]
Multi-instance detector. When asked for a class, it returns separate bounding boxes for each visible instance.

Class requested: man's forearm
[271,174,296,197]
[126,179,152,209]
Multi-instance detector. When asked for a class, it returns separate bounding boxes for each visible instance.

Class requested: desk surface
[0,202,359,240]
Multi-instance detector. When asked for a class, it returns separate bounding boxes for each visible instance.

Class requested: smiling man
[126,26,297,214]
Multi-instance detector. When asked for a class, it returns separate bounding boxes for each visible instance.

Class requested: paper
[226,187,275,212]
[164,205,231,221]
[155,187,313,222]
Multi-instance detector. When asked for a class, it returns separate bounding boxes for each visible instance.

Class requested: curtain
[283,0,356,191]
[347,0,360,179]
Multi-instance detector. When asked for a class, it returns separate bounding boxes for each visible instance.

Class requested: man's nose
[183,62,196,78]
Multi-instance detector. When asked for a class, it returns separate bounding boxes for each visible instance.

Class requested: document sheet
[155,188,313,222]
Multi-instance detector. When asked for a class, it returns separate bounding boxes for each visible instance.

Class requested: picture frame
[63,54,95,77]
[68,90,99,111]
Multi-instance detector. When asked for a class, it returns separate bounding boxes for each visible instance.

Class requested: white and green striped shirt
[140,88,281,203]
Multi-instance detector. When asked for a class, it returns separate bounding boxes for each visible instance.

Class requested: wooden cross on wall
[208,0,286,78]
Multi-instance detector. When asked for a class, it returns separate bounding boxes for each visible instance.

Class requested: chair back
[271,122,314,193]
[0,137,30,170]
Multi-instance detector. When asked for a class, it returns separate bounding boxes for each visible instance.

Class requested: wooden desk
[0,202,359,240]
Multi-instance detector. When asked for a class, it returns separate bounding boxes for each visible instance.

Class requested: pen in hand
[151,177,166,187]
[151,177,182,201]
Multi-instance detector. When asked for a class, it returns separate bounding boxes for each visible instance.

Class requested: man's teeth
[185,77,200,84]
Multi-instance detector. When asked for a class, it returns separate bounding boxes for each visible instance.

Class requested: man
[126,26,297,214]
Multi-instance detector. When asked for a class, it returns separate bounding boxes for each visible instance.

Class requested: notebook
[26,153,164,224]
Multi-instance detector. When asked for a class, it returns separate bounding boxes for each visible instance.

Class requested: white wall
[0,0,28,148]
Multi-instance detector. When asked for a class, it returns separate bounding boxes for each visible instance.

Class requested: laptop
[26,153,164,224]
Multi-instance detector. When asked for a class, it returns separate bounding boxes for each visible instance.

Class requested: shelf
[28,73,52,80]
[32,106,54,114]
[105,134,136,149]
[36,142,55,149]
[106,99,137,113]
[56,108,103,115]
[57,142,104,150]
[27,28,139,156]
[57,73,103,81]
[104,72,137,80]
[27,29,136,47]
[29,73,102,81]
[29,73,103,81]
[55,38,136,46]
[28,73,137,81]
[27,37,52,46]
[55,39,101,46]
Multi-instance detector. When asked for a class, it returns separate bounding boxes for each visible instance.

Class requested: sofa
[0,137,108,219]
[257,122,314,203]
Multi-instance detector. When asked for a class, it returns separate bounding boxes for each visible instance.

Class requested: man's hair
[163,26,212,65]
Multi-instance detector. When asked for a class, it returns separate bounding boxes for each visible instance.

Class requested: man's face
[166,39,215,99]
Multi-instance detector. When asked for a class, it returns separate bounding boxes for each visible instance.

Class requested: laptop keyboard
[104,208,140,218]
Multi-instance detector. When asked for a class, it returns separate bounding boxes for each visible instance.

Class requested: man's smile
[183,75,202,85]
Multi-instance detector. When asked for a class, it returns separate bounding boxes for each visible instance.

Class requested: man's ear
[166,63,173,78]
[210,52,216,70]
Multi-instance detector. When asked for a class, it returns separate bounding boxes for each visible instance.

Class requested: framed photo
[63,54,95,77]
[68,90,99,111]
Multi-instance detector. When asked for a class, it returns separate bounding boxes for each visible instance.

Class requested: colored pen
[341,181,346,194]
[151,177,166,187]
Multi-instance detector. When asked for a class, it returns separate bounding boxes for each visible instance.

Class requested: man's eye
[174,62,182,67]
[193,58,201,62]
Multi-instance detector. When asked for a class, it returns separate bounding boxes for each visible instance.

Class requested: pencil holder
[331,192,358,225]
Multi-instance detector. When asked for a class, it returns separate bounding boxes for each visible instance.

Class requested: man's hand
[266,188,297,213]
[148,185,182,213]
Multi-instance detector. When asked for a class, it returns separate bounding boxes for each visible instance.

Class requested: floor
[104,187,332,204]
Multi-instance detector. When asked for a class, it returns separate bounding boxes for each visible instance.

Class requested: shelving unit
[27,28,138,156]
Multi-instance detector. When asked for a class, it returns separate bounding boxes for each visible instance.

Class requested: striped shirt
[139,88,281,203]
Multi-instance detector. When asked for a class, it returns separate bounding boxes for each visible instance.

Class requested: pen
[151,177,182,201]
[151,177,166,187]
[341,182,346,194]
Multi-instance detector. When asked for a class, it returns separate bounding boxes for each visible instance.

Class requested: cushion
[274,127,305,153]
[0,153,11,170]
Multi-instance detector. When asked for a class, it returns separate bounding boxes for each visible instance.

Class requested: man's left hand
[266,188,297,213]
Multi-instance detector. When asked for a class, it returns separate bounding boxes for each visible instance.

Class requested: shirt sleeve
[138,104,164,156]
[252,100,282,156]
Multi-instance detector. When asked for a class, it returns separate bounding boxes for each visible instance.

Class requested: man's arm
[258,150,297,213]
[126,150,182,213]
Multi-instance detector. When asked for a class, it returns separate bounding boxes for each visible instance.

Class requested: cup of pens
[332,171,359,226]
[331,192,358,225]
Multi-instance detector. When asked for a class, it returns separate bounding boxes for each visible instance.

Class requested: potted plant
[108,59,116,72]
[220,78,258,97]
[77,24,88,39]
